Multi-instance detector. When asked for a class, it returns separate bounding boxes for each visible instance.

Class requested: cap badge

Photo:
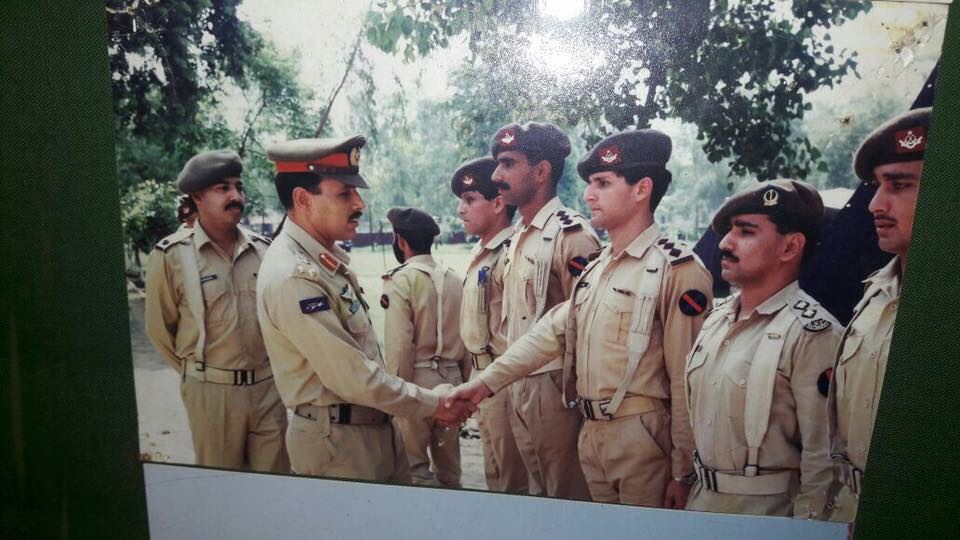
[349,147,361,166]
[598,145,622,165]
[462,175,474,186]
[762,188,779,207]
[500,131,516,145]
[895,128,925,153]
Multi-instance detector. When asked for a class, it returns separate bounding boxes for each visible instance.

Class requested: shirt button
[722,340,730,346]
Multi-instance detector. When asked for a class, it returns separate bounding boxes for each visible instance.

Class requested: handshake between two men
[431,379,493,427]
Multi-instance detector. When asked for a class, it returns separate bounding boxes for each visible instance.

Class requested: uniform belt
[835,458,864,496]
[469,351,496,370]
[694,451,795,495]
[293,403,390,425]
[578,395,663,421]
[413,356,460,370]
[184,358,272,386]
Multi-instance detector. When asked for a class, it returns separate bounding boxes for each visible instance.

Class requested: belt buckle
[233,369,254,385]
[596,399,612,419]
[430,356,442,370]
[330,404,352,424]
[851,466,863,495]
[471,353,480,370]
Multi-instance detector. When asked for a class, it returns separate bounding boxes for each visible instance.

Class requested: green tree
[367,0,872,181]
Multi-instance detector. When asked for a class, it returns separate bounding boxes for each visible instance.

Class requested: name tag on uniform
[299,295,330,314]
[200,274,218,284]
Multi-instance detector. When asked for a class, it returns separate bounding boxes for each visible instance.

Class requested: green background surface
[0,1,958,538]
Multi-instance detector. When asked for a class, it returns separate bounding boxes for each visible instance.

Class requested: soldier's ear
[634,176,654,202]
[781,231,806,263]
[291,186,313,210]
[492,195,506,214]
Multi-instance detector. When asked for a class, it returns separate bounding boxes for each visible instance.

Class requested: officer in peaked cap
[686,178,838,518]
[448,128,712,508]
[827,107,931,523]
[145,149,289,473]
[451,157,529,494]
[256,136,473,481]
[486,121,600,500]
[381,206,467,488]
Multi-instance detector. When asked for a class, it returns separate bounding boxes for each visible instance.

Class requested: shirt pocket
[201,277,231,325]
[836,333,865,394]
[599,290,633,345]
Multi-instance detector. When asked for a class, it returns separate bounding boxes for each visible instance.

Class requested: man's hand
[663,479,691,509]
[433,397,475,426]
[445,378,493,407]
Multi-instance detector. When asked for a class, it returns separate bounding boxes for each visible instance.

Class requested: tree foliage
[367,0,872,180]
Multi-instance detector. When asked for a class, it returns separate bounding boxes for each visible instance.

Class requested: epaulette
[293,251,322,280]
[154,227,194,252]
[381,263,406,280]
[654,236,695,266]
[555,208,589,233]
[245,227,272,245]
[786,295,837,333]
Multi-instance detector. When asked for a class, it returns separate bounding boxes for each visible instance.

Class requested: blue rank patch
[299,295,330,314]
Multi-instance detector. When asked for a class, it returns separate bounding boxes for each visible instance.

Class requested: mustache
[225,201,244,211]
[719,249,739,263]
[349,211,363,221]
[493,180,510,191]
[874,214,896,225]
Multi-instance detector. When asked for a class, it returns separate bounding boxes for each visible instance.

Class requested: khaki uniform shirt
[460,226,513,357]
[256,220,439,419]
[381,254,467,381]
[501,197,600,374]
[145,222,270,371]
[829,257,900,473]
[686,282,840,516]
[481,224,712,477]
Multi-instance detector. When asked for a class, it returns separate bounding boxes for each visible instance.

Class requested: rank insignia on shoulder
[200,274,218,284]
[805,318,832,332]
[380,294,390,309]
[299,296,330,314]
[679,289,708,316]
[817,367,833,397]
[567,256,589,277]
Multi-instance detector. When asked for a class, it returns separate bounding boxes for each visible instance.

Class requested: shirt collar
[623,223,662,259]
[406,254,435,266]
[529,196,563,230]
[755,280,801,316]
[282,219,351,274]
[865,256,901,297]
[193,221,253,258]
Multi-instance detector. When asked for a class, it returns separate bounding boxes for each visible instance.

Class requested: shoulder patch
[299,295,330,314]
[556,208,589,233]
[804,319,832,332]
[817,368,833,397]
[788,297,836,333]
[154,228,194,252]
[654,236,695,266]
[678,289,709,316]
[567,256,589,277]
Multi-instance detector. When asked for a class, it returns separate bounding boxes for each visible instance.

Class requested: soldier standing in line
[381,207,468,488]
[256,136,473,481]
[448,129,711,508]
[685,179,839,518]
[145,150,289,472]
[489,121,600,500]
[826,107,931,522]
[451,157,528,493]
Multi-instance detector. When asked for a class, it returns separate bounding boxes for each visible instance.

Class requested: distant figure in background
[827,107,931,522]
[144,150,289,472]
[451,156,528,493]
[382,207,468,487]
[177,195,197,229]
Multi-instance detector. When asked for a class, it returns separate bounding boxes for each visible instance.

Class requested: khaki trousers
[475,375,528,493]
[286,412,410,482]
[577,410,671,507]
[508,370,590,500]
[180,375,289,472]
[395,365,463,487]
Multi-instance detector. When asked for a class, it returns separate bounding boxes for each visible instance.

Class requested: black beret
[451,157,499,198]
[577,129,672,181]
[490,122,571,163]
[853,107,931,182]
[711,179,824,243]
[177,150,243,194]
[266,135,368,188]
[387,207,440,237]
